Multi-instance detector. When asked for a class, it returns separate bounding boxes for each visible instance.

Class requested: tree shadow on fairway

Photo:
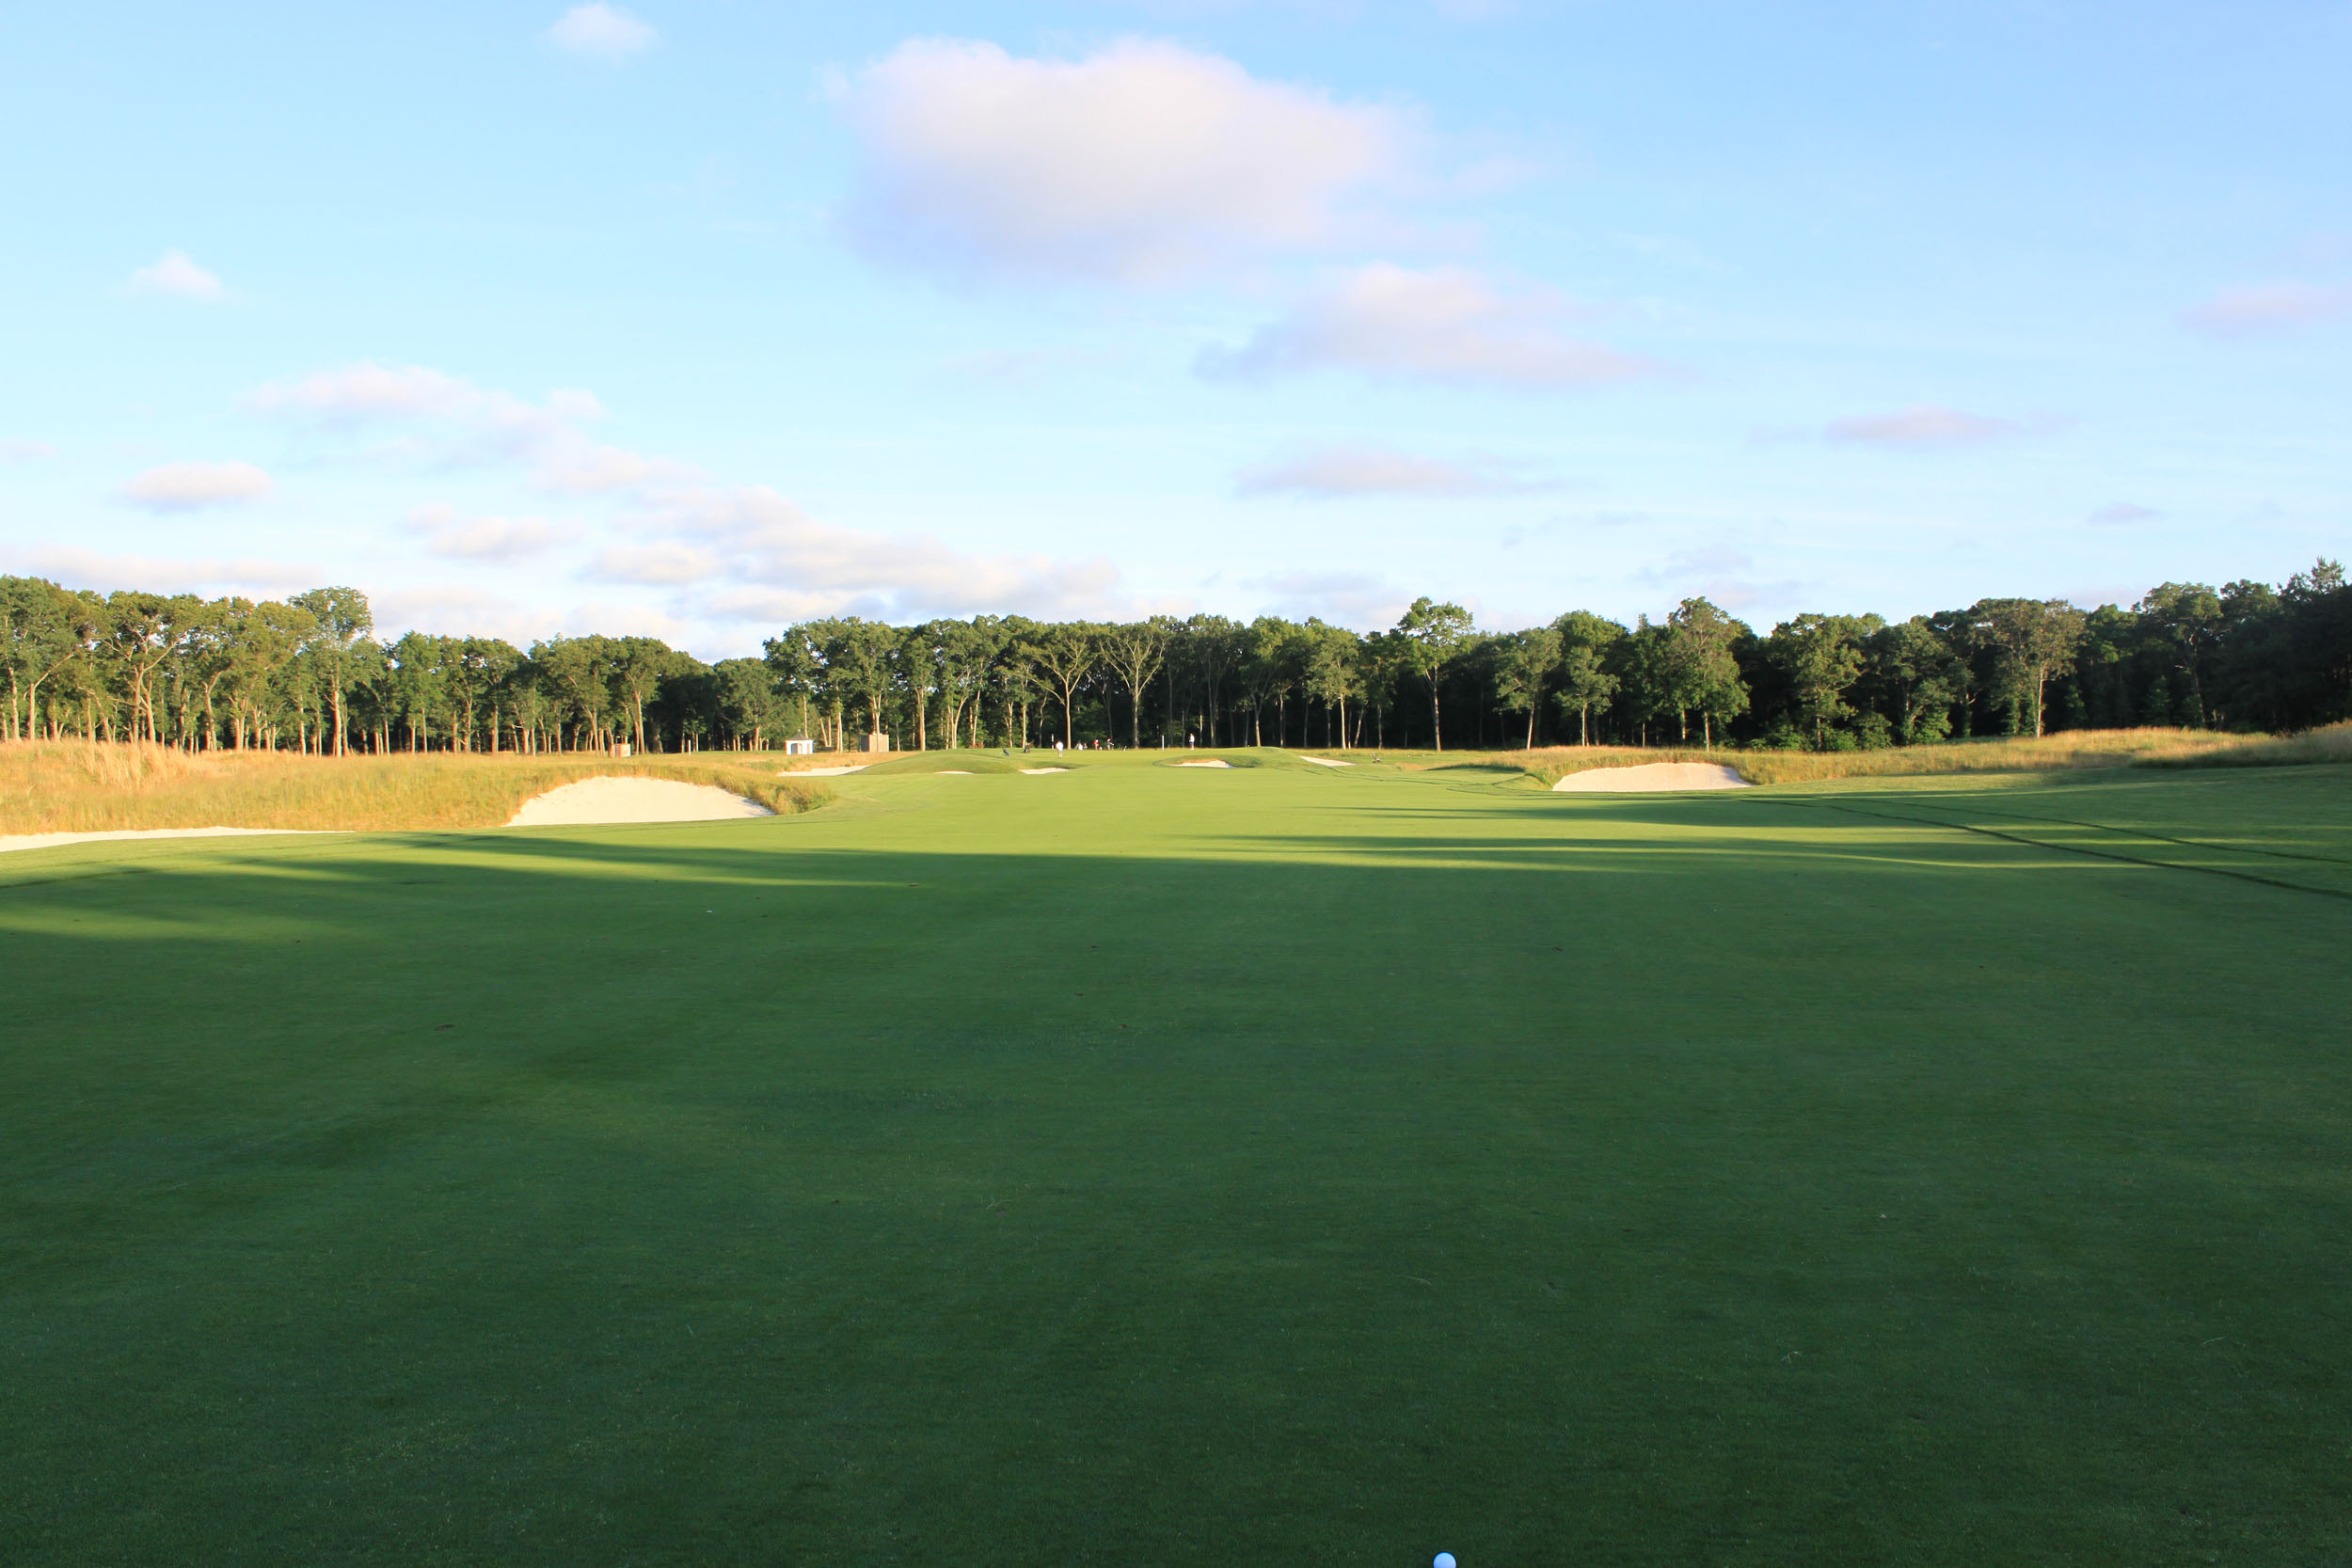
[5,809,2352,1567]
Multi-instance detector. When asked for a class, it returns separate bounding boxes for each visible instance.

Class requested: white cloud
[614,485,1128,622]
[370,586,564,645]
[548,4,656,61]
[584,541,725,585]
[839,37,1409,283]
[1,438,58,463]
[1822,405,2021,449]
[404,504,580,562]
[253,363,682,495]
[1236,443,1542,498]
[371,586,685,646]
[2179,281,2352,337]
[5,546,315,596]
[255,362,483,424]
[2088,501,2160,526]
[1633,546,1803,614]
[1200,264,1656,389]
[118,461,272,511]
[127,249,226,301]
[1246,570,1414,630]
[563,599,695,643]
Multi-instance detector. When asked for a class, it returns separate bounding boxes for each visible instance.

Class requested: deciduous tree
[1971,597,2087,737]
[289,587,375,756]
[1395,596,1473,750]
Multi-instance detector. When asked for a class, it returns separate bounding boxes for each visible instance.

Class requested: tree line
[4,561,2347,755]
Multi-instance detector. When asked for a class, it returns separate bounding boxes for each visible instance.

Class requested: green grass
[5,759,2350,1564]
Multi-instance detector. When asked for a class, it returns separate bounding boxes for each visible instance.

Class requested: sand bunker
[1019,767,1069,774]
[938,769,973,775]
[1551,762,1749,793]
[508,777,773,826]
[0,826,345,856]
[787,764,867,777]
[1174,759,1233,768]
[1300,756,1355,768]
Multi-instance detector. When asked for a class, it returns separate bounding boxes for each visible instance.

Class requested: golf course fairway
[5,754,2349,1565]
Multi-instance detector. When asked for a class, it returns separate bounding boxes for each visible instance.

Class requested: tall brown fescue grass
[0,742,831,835]
[2134,719,2352,768]
[1504,724,2352,786]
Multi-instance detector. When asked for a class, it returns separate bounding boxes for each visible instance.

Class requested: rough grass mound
[0,742,831,835]
[1513,726,2352,788]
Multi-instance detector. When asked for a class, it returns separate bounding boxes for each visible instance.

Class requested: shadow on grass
[5,795,2352,1566]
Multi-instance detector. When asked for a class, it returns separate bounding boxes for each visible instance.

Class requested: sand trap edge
[507,777,775,826]
[1550,762,1750,793]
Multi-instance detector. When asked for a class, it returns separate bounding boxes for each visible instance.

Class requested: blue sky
[3,1,2346,657]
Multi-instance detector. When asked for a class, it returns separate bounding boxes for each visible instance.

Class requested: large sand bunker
[1551,762,1749,793]
[508,777,773,826]
[1174,759,1233,768]
[0,826,345,856]
[1301,756,1355,768]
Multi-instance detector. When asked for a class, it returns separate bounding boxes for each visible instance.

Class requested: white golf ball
[1434,1555,1457,1568]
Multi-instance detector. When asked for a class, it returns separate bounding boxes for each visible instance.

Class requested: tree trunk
[1428,680,1442,752]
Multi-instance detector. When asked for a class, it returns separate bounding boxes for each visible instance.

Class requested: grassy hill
[0,741,831,833]
[5,753,2350,1562]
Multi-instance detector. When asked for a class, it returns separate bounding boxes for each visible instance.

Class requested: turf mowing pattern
[5,755,2349,1564]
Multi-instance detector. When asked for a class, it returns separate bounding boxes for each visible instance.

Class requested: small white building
[783,736,816,755]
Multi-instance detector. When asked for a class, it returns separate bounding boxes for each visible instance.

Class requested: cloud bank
[1200,264,1654,390]
[405,504,580,562]
[1247,569,1412,629]
[243,360,1147,640]
[839,38,1407,283]
[2179,281,2352,337]
[119,461,272,511]
[1822,405,2022,449]
[7,546,314,596]
[1236,443,1540,498]
[254,362,681,495]
[603,485,1128,623]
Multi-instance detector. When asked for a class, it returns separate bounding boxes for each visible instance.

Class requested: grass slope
[1500,720,2352,786]
[4,762,2349,1564]
[0,740,830,833]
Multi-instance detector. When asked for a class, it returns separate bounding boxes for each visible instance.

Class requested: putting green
[5,756,2349,1564]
